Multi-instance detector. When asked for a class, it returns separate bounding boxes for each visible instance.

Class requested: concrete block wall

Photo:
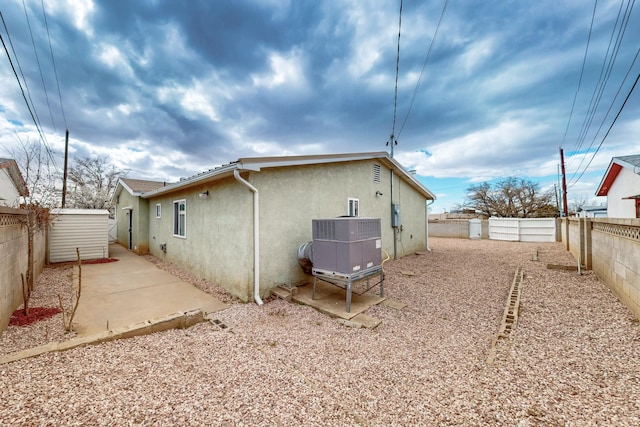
[0,208,46,333]
[591,219,640,319]
[561,217,640,320]
[428,220,489,239]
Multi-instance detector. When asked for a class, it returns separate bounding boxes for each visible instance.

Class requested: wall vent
[373,164,381,183]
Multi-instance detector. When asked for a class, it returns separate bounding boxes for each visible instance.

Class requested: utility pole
[61,129,69,208]
[560,148,568,217]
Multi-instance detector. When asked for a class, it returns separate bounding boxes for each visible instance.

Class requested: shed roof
[141,152,436,200]
[596,154,640,196]
[0,157,29,197]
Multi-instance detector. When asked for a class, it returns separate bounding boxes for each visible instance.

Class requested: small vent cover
[373,164,381,183]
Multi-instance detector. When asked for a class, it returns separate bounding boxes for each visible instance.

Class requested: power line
[22,0,57,132]
[569,70,640,187]
[397,0,448,139]
[387,0,402,157]
[560,0,597,151]
[0,9,58,170]
[41,0,67,130]
[569,0,634,167]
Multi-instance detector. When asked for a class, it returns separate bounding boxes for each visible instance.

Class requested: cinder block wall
[561,217,640,320]
[0,208,46,333]
[428,220,489,239]
[590,219,640,320]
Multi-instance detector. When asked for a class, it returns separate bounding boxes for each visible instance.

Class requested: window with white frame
[173,199,186,237]
[155,203,161,218]
[348,198,359,217]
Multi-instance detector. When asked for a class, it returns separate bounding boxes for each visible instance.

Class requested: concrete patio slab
[71,244,227,336]
[292,281,385,320]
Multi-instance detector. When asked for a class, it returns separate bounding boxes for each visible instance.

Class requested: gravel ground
[1,238,639,426]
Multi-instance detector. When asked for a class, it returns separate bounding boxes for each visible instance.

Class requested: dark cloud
[1,0,639,212]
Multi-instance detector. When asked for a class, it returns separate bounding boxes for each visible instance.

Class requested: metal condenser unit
[311,217,382,278]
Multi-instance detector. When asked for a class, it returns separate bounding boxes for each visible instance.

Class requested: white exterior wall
[607,167,640,218]
[0,169,20,207]
[49,209,110,262]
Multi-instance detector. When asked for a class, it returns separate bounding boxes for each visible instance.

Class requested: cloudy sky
[1,0,639,213]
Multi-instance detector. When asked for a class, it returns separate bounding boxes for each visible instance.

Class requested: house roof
[0,157,29,197]
[596,154,640,196]
[140,151,436,200]
[112,178,166,202]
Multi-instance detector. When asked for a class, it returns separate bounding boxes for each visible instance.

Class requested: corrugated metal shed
[49,209,110,263]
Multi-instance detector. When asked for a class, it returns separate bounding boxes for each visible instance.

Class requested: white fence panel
[519,218,556,242]
[489,217,556,242]
[108,218,117,243]
[489,218,520,241]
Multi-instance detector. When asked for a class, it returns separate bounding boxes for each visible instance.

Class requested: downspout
[425,199,434,252]
[390,169,397,260]
[234,169,263,305]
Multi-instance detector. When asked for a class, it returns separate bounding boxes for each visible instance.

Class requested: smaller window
[155,203,161,218]
[173,199,186,237]
[348,198,359,217]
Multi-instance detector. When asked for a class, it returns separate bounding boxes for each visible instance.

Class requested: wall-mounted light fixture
[375,191,383,197]
[199,190,209,199]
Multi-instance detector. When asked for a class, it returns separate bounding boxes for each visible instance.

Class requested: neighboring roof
[141,152,436,200]
[0,157,29,197]
[112,178,166,203]
[580,205,607,212]
[596,154,640,196]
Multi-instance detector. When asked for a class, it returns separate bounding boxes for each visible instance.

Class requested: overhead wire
[41,0,67,130]
[388,0,403,153]
[22,0,56,132]
[569,0,634,172]
[397,0,448,139]
[560,0,597,151]
[0,9,58,170]
[569,70,640,186]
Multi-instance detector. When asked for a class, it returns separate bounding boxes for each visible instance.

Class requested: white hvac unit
[311,217,382,278]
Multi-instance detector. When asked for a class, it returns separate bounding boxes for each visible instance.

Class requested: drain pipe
[425,199,434,252]
[234,169,263,305]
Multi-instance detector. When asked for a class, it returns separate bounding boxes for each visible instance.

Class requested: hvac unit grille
[313,218,381,241]
[312,217,382,276]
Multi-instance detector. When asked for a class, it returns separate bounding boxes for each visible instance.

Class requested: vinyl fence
[488,218,557,242]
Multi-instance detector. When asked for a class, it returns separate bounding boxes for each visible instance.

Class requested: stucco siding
[607,167,640,218]
[251,159,427,291]
[135,158,429,301]
[147,177,254,301]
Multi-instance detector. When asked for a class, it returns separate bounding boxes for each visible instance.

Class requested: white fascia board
[141,164,239,198]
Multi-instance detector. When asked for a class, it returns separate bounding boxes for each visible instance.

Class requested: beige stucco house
[112,152,436,302]
[596,155,640,218]
[112,178,166,252]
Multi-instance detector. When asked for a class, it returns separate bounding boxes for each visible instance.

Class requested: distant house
[112,178,166,252]
[596,155,640,218]
[577,205,607,218]
[0,158,28,207]
[112,152,436,302]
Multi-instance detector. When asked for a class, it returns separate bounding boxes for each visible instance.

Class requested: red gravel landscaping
[9,307,61,327]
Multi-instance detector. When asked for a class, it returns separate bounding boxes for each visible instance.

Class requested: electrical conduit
[233,169,263,305]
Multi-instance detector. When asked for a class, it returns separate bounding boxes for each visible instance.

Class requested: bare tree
[5,139,58,308]
[66,156,129,213]
[465,177,556,218]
